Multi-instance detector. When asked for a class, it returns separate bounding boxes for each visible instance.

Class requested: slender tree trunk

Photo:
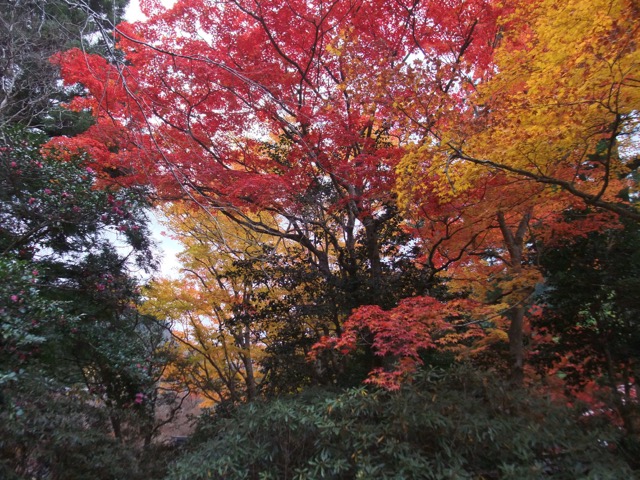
[110,414,122,440]
[497,210,532,386]
[603,344,637,435]
[243,327,257,401]
[508,305,526,385]
[363,216,382,293]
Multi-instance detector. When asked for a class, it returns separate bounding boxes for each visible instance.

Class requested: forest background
[1,0,640,478]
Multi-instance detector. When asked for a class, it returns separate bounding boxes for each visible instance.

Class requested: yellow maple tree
[396,0,639,383]
[403,0,639,217]
[141,204,280,405]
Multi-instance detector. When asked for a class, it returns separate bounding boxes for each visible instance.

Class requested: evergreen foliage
[0,127,174,478]
[168,367,636,480]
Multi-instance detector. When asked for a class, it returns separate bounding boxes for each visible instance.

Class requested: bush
[167,366,636,479]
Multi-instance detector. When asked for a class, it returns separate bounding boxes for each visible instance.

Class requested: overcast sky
[121,0,183,280]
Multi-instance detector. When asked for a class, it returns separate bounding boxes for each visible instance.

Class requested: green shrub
[167,366,635,479]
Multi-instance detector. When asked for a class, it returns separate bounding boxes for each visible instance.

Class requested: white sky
[122,0,183,279]
[125,0,177,22]
[124,0,146,22]
[148,209,183,279]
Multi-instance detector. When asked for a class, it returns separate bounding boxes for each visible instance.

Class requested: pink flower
[10,295,19,302]
[28,197,36,204]
[134,392,145,404]
[10,161,17,168]
[86,167,95,174]
[44,188,52,195]
[96,283,106,291]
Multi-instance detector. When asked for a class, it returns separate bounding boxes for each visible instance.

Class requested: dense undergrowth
[168,367,637,480]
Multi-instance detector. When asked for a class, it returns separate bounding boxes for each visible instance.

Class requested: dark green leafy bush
[168,366,635,479]
[0,127,174,479]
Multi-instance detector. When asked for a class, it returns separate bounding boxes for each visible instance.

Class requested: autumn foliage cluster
[2,0,640,477]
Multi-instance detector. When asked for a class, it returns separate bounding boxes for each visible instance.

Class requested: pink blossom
[28,197,36,204]
[10,161,17,168]
[86,167,95,174]
[44,188,52,195]
[10,295,19,302]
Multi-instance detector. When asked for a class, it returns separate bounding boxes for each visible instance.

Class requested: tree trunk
[497,210,532,386]
[243,327,257,401]
[508,304,525,385]
[110,414,122,440]
[363,216,382,293]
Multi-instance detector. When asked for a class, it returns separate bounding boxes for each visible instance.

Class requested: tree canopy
[2,0,640,477]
